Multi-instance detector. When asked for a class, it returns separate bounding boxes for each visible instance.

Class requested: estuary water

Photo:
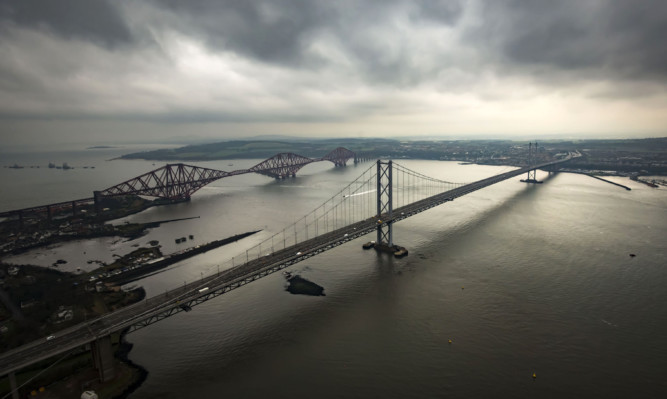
[1,147,666,398]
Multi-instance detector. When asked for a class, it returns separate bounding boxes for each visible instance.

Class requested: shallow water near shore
[1,148,666,398]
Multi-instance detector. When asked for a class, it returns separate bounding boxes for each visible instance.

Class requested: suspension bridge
[0,152,573,395]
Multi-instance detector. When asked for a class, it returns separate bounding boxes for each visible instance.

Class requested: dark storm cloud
[148,0,464,70]
[469,0,667,82]
[1,0,664,85]
[410,0,464,25]
[144,0,666,89]
[148,0,331,65]
[0,0,132,47]
[1,0,666,136]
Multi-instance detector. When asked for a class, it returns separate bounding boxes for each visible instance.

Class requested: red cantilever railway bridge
[0,147,359,219]
[98,147,357,201]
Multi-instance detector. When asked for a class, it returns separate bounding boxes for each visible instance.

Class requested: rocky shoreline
[112,329,149,399]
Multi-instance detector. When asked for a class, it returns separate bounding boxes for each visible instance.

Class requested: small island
[284,273,325,296]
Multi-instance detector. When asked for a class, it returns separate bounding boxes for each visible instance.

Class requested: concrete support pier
[374,243,409,258]
[93,191,102,216]
[91,335,115,382]
[9,371,19,399]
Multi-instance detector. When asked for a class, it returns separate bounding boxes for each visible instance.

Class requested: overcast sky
[1,0,666,147]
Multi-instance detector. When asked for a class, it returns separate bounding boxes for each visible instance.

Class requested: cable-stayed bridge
[0,153,573,391]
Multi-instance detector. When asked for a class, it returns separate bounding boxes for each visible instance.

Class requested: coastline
[0,227,261,397]
[112,329,148,399]
[106,230,260,285]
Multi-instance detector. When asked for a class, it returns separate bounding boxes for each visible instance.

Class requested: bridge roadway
[0,156,571,377]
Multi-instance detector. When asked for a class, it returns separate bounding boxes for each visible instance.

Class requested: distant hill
[119,139,397,161]
[117,137,667,174]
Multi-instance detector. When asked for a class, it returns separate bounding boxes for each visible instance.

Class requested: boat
[362,241,375,249]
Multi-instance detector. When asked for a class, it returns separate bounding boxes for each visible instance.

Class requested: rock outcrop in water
[285,273,325,296]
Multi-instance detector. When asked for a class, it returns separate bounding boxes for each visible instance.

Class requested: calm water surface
[1,149,666,398]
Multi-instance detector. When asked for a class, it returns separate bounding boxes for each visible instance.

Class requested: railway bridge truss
[97,147,357,201]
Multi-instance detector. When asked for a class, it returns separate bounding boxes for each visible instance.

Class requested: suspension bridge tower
[371,160,408,257]
[521,141,543,184]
